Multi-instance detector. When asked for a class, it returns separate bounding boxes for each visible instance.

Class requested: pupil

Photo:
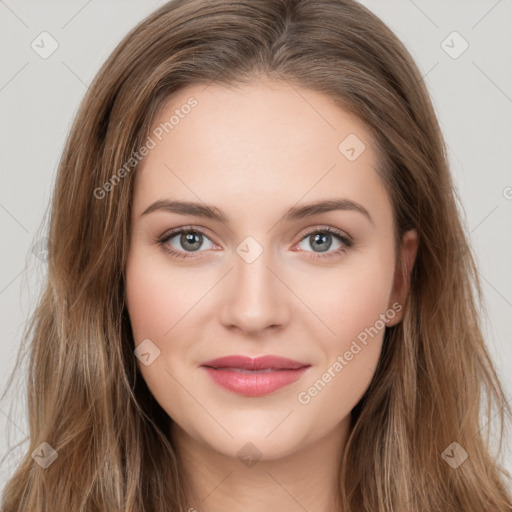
[312,233,331,252]
[181,232,202,251]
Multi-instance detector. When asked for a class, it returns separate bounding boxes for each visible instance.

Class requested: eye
[295,226,353,260]
[157,226,217,259]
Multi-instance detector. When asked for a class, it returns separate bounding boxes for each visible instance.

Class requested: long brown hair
[2,0,511,510]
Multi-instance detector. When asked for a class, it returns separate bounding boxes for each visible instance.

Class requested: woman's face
[125,79,417,461]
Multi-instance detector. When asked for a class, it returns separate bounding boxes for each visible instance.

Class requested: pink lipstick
[200,355,310,397]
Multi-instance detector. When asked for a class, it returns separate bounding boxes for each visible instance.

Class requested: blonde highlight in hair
[2,0,511,510]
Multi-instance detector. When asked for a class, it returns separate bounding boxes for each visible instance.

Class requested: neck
[170,417,350,512]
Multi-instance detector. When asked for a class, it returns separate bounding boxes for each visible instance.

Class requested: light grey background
[1,0,511,492]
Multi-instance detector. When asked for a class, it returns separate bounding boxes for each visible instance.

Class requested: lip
[200,355,311,397]
[201,355,309,371]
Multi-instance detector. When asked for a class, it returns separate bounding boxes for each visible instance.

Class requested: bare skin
[125,79,418,512]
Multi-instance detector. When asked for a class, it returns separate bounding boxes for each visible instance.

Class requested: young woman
[2,0,511,510]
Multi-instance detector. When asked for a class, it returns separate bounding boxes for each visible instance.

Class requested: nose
[219,247,290,336]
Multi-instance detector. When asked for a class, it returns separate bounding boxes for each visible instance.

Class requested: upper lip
[200,355,310,371]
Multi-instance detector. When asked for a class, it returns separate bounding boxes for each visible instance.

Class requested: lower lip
[202,367,309,396]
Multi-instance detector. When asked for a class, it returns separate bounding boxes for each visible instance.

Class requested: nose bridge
[219,236,289,333]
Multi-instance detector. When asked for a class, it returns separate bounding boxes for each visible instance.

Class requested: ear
[387,229,418,327]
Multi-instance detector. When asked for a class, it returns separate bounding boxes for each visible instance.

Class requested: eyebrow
[141,198,374,225]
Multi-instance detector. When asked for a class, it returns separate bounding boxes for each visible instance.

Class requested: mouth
[200,355,311,396]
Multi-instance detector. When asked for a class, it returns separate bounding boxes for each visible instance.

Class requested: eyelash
[155,225,353,261]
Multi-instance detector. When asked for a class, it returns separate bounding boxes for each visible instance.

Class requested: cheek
[125,251,203,421]
[295,249,395,405]
[335,265,393,336]
[125,250,207,342]
[296,278,392,416]
[298,249,396,350]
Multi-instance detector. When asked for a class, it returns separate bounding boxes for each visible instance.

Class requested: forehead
[132,80,391,227]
